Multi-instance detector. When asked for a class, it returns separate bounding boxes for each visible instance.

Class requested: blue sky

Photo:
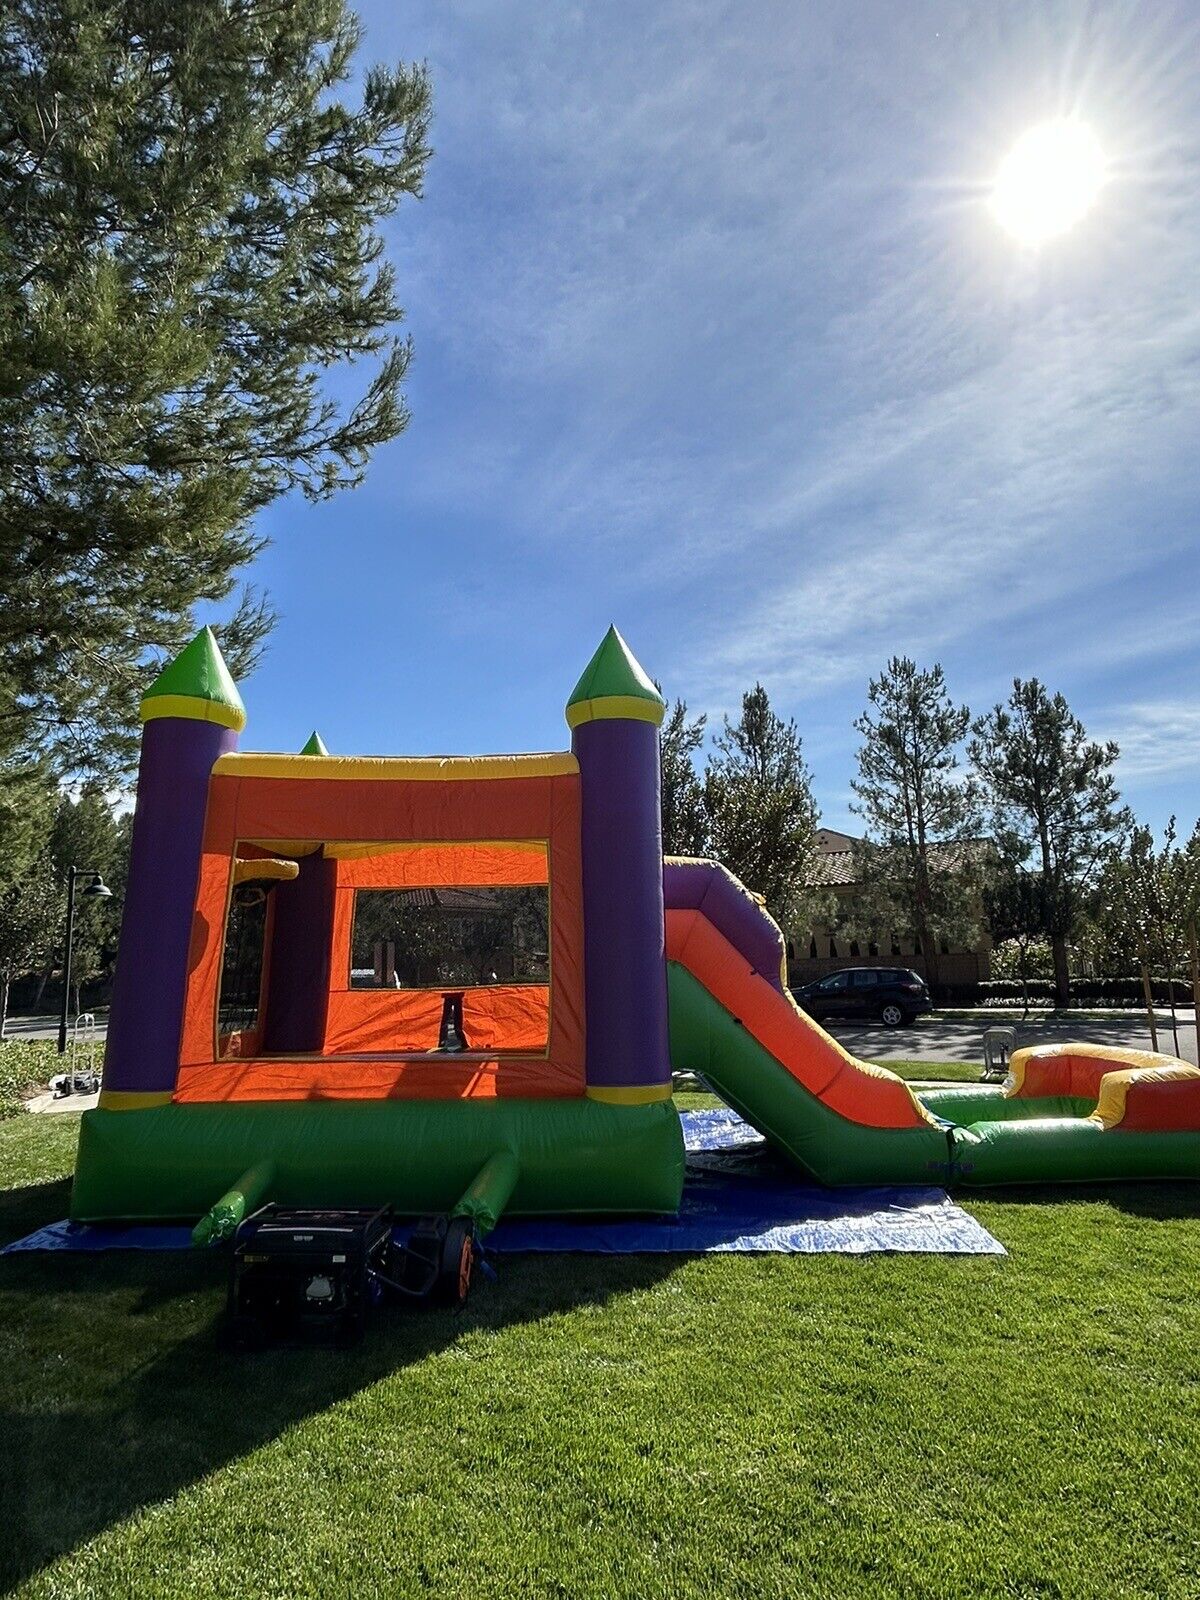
[241,0,1200,835]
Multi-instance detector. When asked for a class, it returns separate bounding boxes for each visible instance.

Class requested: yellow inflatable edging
[1006,1043,1179,1097]
[213,752,580,782]
[1090,1064,1200,1129]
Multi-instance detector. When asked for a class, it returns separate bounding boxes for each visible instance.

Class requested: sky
[241,0,1200,835]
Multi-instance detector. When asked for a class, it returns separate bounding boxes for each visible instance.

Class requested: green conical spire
[566,625,665,730]
[140,626,246,731]
[300,729,329,756]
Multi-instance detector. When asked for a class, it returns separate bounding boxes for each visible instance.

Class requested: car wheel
[879,1003,905,1029]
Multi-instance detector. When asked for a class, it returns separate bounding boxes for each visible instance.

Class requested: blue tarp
[3,1109,1005,1257]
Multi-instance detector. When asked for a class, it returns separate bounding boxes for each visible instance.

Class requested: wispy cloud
[345,0,1200,822]
[1101,702,1200,786]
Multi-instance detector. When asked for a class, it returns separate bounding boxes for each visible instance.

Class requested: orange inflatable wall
[175,765,585,1102]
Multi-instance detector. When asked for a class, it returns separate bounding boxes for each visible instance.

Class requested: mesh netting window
[218,887,269,1036]
[350,886,549,989]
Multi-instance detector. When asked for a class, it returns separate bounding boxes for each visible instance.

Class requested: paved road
[7,1009,1198,1068]
[4,1012,108,1043]
[831,1011,1199,1068]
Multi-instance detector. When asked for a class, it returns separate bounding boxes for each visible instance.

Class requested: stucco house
[786,828,992,992]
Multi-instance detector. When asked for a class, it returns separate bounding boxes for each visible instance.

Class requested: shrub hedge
[0,1039,59,1119]
[935,976,1196,1009]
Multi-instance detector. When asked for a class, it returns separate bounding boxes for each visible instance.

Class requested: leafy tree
[0,0,432,775]
[849,658,979,993]
[659,697,708,857]
[983,866,1052,1014]
[970,679,1128,1007]
[703,684,822,931]
[1088,819,1200,1055]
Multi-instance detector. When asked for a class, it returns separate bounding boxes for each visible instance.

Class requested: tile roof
[806,838,989,889]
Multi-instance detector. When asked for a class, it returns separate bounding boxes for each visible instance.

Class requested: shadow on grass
[959,1180,1200,1220]
[0,1177,681,1594]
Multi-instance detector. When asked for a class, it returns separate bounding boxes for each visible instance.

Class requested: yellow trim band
[586,1083,673,1105]
[214,751,579,782]
[141,693,247,732]
[97,1089,174,1110]
[566,695,665,731]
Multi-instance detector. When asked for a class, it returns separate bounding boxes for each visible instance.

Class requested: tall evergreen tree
[659,696,708,858]
[970,679,1127,1007]
[850,657,979,992]
[703,684,821,931]
[48,790,127,1006]
[0,0,432,774]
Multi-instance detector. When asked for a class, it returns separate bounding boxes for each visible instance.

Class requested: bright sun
[990,118,1107,245]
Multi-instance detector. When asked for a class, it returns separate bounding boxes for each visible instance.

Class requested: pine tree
[970,679,1128,1007]
[849,657,979,993]
[48,790,127,1009]
[659,697,708,857]
[0,0,432,774]
[703,684,821,931]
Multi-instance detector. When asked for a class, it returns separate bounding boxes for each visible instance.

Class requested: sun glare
[990,118,1107,245]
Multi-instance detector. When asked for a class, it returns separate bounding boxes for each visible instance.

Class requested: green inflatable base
[70,1097,686,1224]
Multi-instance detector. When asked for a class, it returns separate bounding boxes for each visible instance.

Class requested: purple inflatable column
[567,626,671,1102]
[99,628,245,1109]
[261,730,335,1053]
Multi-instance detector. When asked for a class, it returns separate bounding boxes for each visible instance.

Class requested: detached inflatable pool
[71,624,1200,1240]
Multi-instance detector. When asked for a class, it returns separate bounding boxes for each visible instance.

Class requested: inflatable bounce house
[72,626,1200,1247]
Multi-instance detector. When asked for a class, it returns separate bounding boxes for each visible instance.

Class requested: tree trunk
[1139,959,1159,1053]
[1164,952,1181,1057]
[1017,940,1030,1020]
[1051,934,1070,1009]
[0,972,8,1042]
[1190,921,1199,1065]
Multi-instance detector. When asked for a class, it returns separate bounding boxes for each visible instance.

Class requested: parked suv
[792,966,932,1028]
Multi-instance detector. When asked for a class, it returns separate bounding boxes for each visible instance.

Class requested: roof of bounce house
[566,625,665,730]
[140,626,247,732]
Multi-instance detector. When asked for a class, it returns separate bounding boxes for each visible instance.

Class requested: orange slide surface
[664,908,933,1131]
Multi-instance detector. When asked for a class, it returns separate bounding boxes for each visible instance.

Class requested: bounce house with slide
[72,626,1200,1253]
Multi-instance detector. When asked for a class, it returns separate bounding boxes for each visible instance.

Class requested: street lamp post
[57,867,113,1054]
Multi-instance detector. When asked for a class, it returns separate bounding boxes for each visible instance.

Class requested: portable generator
[226,1205,393,1347]
[224,1204,478,1347]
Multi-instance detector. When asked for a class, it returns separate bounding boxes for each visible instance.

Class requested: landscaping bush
[942,977,1197,1009]
[0,1039,57,1119]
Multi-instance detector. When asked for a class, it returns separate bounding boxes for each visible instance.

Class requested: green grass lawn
[3,1113,1199,1599]
[675,1060,985,1096]
[874,1058,982,1083]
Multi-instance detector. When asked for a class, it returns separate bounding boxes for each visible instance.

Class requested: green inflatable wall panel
[71,1097,685,1223]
